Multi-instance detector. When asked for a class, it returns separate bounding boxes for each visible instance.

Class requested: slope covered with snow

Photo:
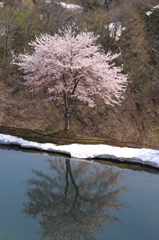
[0,133,159,168]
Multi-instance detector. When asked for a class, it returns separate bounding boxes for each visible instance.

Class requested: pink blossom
[13,26,129,130]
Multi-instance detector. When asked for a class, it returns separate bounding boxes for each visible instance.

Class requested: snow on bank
[0,133,159,168]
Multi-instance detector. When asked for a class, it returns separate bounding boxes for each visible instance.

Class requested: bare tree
[0,4,18,61]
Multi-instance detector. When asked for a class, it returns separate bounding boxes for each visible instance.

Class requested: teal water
[0,146,159,240]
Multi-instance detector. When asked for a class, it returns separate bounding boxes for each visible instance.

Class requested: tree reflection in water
[23,158,127,240]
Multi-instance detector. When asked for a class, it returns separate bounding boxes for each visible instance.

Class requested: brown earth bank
[0,126,159,150]
[0,73,158,149]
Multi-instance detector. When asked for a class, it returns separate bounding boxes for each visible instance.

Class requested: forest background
[0,0,159,146]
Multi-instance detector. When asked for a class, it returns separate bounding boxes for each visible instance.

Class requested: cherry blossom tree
[13,26,128,131]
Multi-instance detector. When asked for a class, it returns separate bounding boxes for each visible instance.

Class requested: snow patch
[146,4,159,16]
[105,22,126,41]
[109,22,125,41]
[56,1,83,12]
[0,2,4,7]
[0,133,159,168]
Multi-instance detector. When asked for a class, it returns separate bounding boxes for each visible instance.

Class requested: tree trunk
[65,109,69,131]
[64,91,70,131]
[5,35,8,59]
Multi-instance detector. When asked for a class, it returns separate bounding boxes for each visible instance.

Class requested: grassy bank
[0,126,158,150]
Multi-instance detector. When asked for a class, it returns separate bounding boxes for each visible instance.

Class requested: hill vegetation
[0,0,159,146]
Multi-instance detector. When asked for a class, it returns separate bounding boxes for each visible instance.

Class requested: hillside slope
[0,0,158,146]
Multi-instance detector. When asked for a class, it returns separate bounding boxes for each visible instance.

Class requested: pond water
[0,146,159,240]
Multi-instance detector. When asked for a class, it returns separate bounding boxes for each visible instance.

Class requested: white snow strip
[0,133,159,168]
[146,4,159,16]
[153,4,159,9]
[57,2,83,12]
[0,2,4,8]
[146,11,153,16]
